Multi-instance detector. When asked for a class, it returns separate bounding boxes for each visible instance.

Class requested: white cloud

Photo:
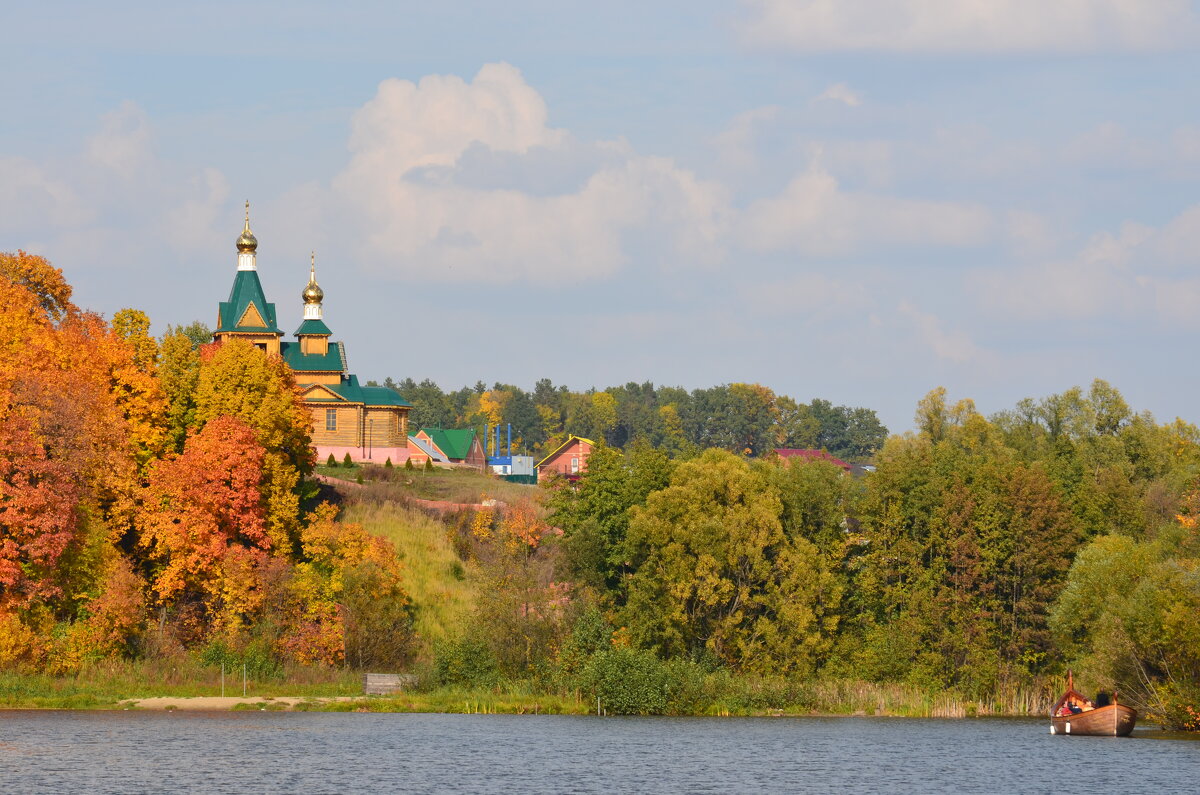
[975,206,1200,326]
[0,101,232,276]
[899,301,983,363]
[87,101,152,174]
[711,105,780,175]
[815,83,861,107]
[738,0,1199,53]
[738,168,992,255]
[332,63,727,284]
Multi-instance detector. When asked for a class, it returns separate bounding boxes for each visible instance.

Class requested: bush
[581,648,668,715]
[326,454,337,467]
[355,472,364,484]
[343,453,353,467]
[199,637,283,680]
[434,636,500,688]
[384,458,393,468]
[424,459,434,471]
[405,459,414,470]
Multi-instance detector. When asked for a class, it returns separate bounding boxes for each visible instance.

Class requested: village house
[407,427,487,470]
[212,204,412,464]
[773,448,851,471]
[536,435,595,481]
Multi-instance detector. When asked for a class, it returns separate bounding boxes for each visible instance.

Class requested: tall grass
[0,658,361,708]
[340,499,479,653]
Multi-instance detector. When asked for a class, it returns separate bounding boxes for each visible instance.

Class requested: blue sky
[5,1,1200,433]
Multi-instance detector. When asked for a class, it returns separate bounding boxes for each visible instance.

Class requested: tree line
[373,377,888,462]
[526,383,1200,726]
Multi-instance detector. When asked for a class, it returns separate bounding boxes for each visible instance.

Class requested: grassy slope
[339,496,480,654]
[318,464,538,504]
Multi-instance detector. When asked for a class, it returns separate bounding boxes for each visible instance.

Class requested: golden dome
[236,200,258,252]
[302,257,323,304]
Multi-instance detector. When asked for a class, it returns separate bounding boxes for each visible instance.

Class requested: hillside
[321,465,541,656]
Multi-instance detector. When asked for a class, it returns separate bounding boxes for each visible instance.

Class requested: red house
[774,448,851,471]
[536,435,596,481]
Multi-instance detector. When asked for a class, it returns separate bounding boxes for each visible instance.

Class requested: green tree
[622,449,839,675]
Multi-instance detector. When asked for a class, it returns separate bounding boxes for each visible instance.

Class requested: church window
[326,408,337,431]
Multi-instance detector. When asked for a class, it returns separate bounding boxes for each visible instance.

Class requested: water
[0,711,1195,793]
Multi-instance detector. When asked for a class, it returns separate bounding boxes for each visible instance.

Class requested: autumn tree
[281,503,413,667]
[194,338,315,552]
[137,416,274,641]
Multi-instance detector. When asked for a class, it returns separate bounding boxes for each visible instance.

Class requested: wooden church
[212,204,411,464]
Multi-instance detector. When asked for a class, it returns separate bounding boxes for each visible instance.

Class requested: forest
[372,376,888,462]
[1,250,1197,727]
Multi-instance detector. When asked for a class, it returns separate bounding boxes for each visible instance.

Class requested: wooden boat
[1050,672,1136,737]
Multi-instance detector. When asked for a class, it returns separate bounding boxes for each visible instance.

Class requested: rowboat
[1050,672,1136,737]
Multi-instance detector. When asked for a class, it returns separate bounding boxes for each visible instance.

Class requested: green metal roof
[302,375,412,407]
[280,340,344,372]
[416,427,476,459]
[294,318,332,336]
[216,270,282,334]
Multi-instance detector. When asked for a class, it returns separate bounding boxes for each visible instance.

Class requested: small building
[407,428,487,470]
[774,448,851,471]
[490,455,535,477]
[537,435,595,481]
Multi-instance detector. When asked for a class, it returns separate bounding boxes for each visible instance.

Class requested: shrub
[343,453,353,467]
[405,459,414,470]
[424,459,434,471]
[434,636,500,688]
[356,472,364,484]
[581,647,668,715]
[199,637,283,680]
[327,454,337,467]
[384,458,393,468]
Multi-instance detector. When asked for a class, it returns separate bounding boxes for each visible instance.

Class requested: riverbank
[1,672,1056,717]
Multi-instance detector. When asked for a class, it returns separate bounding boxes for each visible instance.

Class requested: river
[1,711,1195,793]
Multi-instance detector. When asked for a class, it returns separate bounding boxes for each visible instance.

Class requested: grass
[0,658,361,709]
[319,464,538,505]
[339,498,480,652]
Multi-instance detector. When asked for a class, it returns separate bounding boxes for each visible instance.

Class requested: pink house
[536,435,595,481]
[774,448,851,471]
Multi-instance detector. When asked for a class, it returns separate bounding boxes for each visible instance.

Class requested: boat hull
[1050,704,1137,737]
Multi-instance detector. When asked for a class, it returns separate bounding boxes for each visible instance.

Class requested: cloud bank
[738,0,1199,53]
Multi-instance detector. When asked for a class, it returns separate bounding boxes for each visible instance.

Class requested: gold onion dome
[236,200,258,252]
[302,256,324,304]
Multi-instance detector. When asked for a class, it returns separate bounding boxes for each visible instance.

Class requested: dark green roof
[280,340,344,372]
[294,318,332,336]
[216,270,281,334]
[415,427,476,459]
[305,375,412,407]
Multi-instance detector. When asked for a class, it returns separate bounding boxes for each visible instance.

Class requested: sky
[4,0,1200,434]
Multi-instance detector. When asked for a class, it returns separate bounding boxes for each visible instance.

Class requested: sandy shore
[127,696,364,711]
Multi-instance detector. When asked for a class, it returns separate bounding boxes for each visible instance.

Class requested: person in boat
[1095,691,1111,707]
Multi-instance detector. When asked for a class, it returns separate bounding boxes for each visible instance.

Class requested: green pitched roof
[280,340,344,372]
[417,427,476,460]
[304,375,412,407]
[216,270,281,333]
[294,318,332,336]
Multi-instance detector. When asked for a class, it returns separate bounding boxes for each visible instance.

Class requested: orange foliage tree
[137,415,275,640]
[280,504,412,667]
[194,339,315,552]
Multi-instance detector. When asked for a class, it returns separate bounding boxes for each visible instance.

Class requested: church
[212,204,412,464]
